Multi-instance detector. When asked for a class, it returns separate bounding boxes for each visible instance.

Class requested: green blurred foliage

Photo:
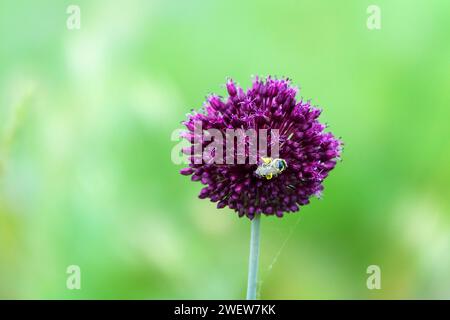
[0,0,449,299]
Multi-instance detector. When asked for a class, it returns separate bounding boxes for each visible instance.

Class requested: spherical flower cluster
[180,76,341,219]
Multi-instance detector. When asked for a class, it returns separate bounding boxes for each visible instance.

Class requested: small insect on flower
[255,157,288,180]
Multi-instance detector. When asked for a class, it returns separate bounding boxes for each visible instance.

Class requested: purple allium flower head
[180,76,342,219]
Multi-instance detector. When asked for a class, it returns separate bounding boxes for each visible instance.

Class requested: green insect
[255,157,288,180]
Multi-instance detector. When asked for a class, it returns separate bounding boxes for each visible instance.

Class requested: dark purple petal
[180,168,194,176]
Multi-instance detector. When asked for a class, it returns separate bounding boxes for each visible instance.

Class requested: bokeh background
[1,0,449,299]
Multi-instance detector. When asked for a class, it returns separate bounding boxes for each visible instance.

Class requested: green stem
[246,213,261,300]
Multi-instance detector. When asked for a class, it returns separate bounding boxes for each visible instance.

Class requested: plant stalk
[246,213,261,300]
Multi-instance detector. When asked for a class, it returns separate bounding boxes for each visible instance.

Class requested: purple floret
[180,76,342,219]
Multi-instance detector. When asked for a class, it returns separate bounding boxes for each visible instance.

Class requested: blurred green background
[1,0,449,299]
